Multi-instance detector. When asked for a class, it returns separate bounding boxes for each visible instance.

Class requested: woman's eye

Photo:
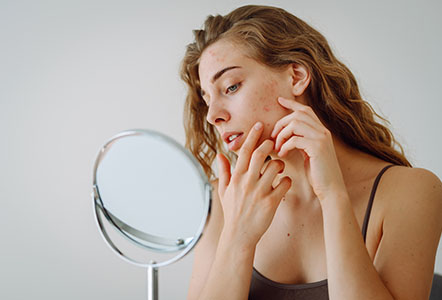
[226,83,239,94]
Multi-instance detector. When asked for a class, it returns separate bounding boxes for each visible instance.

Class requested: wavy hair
[180,5,411,180]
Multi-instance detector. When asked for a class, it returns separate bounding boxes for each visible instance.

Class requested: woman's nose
[206,101,230,125]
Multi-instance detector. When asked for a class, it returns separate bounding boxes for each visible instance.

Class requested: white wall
[1,0,441,299]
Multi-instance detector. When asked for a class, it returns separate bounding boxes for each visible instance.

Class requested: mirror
[92,129,212,299]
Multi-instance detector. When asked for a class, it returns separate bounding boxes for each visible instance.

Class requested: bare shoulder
[378,165,442,243]
[380,166,442,216]
[372,166,442,299]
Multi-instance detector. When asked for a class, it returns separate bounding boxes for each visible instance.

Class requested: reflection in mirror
[92,129,211,299]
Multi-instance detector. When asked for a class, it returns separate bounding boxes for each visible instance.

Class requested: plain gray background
[1,0,441,299]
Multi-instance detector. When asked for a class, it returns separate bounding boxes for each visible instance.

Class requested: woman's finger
[271,110,322,141]
[271,112,293,139]
[247,140,275,181]
[235,122,264,174]
[270,176,292,203]
[274,120,316,152]
[278,135,311,157]
[277,96,306,110]
[259,159,285,192]
[278,97,312,110]
[276,97,323,123]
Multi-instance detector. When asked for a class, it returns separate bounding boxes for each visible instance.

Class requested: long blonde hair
[180,5,411,180]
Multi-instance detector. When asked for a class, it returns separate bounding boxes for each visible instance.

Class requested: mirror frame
[92,129,212,269]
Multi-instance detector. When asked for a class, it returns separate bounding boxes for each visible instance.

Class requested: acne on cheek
[261,79,280,112]
[248,78,281,113]
[265,79,279,96]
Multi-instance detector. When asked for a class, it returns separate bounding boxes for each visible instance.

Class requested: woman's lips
[227,133,244,151]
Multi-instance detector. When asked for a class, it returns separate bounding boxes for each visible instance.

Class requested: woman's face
[198,39,294,153]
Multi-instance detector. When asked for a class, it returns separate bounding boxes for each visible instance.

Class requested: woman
[180,5,442,300]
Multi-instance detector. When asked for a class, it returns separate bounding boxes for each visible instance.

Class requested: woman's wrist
[318,187,351,212]
[218,226,257,259]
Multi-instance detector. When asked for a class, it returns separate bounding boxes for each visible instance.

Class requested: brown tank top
[248,165,395,300]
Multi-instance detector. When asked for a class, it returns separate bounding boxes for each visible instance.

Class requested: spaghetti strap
[361,165,395,243]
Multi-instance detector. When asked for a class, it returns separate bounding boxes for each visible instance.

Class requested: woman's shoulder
[381,165,442,200]
[378,165,442,226]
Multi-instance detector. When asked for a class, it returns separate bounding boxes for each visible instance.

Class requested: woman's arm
[322,167,442,300]
[186,179,224,300]
[187,122,291,300]
[186,180,258,300]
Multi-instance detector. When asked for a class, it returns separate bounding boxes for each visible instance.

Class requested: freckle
[363,186,366,190]
[301,224,304,227]
[266,123,270,127]
[287,233,290,237]
[282,197,285,201]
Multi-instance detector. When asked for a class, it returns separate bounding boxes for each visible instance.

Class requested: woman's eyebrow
[200,66,242,99]
[211,66,241,84]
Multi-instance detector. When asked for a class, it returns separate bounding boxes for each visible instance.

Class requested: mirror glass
[92,129,211,266]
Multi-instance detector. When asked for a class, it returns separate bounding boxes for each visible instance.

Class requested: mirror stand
[147,262,158,300]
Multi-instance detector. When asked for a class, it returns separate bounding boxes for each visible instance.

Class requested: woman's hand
[271,97,346,202]
[217,122,292,247]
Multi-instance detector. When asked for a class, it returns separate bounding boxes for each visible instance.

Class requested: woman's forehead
[198,41,254,87]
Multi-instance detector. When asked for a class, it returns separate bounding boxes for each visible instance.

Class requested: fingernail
[254,122,262,130]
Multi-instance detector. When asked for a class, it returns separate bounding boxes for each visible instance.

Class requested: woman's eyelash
[226,83,240,94]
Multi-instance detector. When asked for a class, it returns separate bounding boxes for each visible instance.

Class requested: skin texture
[187,39,442,300]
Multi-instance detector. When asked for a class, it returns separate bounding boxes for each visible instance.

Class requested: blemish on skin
[363,186,366,190]
[266,122,270,127]
[287,233,290,237]
[282,197,285,201]
[263,105,270,112]
[301,224,304,227]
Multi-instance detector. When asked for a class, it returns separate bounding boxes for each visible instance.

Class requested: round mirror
[92,129,212,299]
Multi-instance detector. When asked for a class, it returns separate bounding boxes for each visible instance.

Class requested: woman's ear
[289,63,311,97]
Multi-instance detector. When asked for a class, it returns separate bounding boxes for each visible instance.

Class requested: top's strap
[361,165,396,243]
